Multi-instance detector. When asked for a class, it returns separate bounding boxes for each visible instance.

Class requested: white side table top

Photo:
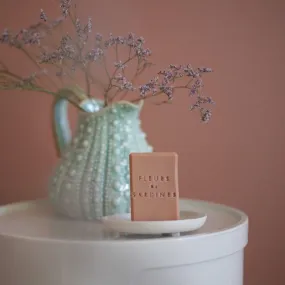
[0,198,248,242]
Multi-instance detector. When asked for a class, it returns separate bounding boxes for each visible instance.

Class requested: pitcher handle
[52,86,103,157]
[52,98,72,157]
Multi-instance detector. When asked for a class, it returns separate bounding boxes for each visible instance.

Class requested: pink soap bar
[129,152,180,221]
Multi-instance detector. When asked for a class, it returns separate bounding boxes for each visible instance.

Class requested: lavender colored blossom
[60,0,72,17]
[189,86,197,96]
[197,67,213,73]
[104,33,115,48]
[139,85,150,97]
[160,85,173,100]
[59,35,76,57]
[200,108,212,123]
[158,70,174,83]
[126,33,136,47]
[87,17,92,33]
[139,77,158,97]
[114,61,127,69]
[189,78,203,95]
[189,102,200,111]
[115,36,125,45]
[40,9,48,22]
[189,96,214,110]
[184,64,199,77]
[197,95,215,104]
[120,80,134,91]
[0,29,9,43]
[136,36,145,46]
[17,29,42,45]
[85,48,104,61]
[75,18,81,33]
[103,33,125,47]
[95,33,103,42]
[115,73,135,91]
[40,34,76,63]
[159,65,184,83]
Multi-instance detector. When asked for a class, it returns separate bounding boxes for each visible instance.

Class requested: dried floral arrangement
[0,0,215,122]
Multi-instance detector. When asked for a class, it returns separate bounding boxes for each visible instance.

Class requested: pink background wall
[1,0,285,284]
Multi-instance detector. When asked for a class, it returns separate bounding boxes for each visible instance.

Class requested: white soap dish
[101,211,207,235]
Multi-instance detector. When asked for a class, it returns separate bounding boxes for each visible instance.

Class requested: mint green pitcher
[49,88,153,220]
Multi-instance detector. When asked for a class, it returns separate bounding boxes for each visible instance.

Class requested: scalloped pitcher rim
[79,99,144,117]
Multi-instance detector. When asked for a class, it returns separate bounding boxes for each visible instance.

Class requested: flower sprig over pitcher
[0,0,215,219]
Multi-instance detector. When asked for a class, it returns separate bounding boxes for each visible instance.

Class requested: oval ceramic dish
[101,211,207,235]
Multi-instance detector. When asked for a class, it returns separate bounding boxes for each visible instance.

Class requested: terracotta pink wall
[1,0,285,284]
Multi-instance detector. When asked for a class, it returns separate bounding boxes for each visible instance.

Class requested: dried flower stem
[20,46,58,89]
[103,55,136,106]
[102,56,111,80]
[85,63,91,96]
[0,82,58,96]
[115,44,119,62]
[0,70,22,81]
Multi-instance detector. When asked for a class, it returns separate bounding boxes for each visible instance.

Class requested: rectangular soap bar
[129,152,179,221]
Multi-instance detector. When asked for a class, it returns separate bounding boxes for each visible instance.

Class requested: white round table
[0,199,248,285]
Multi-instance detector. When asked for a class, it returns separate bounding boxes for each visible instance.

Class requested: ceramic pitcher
[49,92,152,220]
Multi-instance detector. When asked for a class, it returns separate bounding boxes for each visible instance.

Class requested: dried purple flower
[160,85,173,100]
[126,33,136,47]
[16,29,42,45]
[59,35,76,57]
[139,85,150,97]
[136,36,145,46]
[189,102,200,111]
[138,77,158,97]
[114,61,127,69]
[87,17,92,33]
[200,108,212,123]
[40,9,48,22]
[189,78,203,95]
[158,65,184,83]
[189,86,197,96]
[197,95,215,104]
[142,48,151,57]
[104,33,115,48]
[115,36,125,45]
[158,70,174,83]
[114,73,135,91]
[121,80,135,91]
[169,64,182,71]
[194,78,203,87]
[0,29,9,43]
[75,18,81,33]
[85,48,104,61]
[39,34,76,63]
[197,67,213,73]
[60,0,72,17]
[184,64,199,77]
[95,33,103,42]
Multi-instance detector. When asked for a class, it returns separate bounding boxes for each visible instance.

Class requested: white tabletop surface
[0,198,247,242]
